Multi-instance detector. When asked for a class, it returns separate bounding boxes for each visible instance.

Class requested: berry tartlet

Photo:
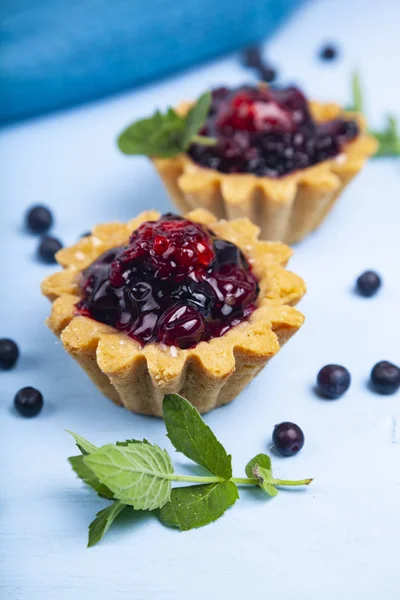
[41,209,305,416]
[152,85,377,243]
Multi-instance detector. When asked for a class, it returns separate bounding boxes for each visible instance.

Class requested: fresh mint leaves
[117,92,216,158]
[347,71,363,113]
[163,393,232,480]
[69,455,114,500]
[245,452,272,477]
[347,71,400,157]
[84,441,174,510]
[68,395,312,546]
[88,501,127,548]
[67,430,98,455]
[159,482,239,531]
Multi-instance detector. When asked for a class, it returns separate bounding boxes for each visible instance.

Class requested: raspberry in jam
[76,214,259,349]
[188,86,359,177]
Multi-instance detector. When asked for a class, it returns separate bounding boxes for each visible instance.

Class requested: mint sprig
[159,482,239,531]
[68,395,313,547]
[117,92,216,158]
[347,71,400,157]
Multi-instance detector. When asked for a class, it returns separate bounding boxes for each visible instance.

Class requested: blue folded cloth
[0,0,304,124]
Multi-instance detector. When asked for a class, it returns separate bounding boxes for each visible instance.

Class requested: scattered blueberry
[272,422,305,457]
[80,231,91,239]
[319,44,338,61]
[241,46,262,68]
[370,361,400,395]
[317,364,351,399]
[0,338,19,370]
[26,205,53,234]
[14,387,43,417]
[259,65,277,83]
[38,235,63,263]
[356,270,382,297]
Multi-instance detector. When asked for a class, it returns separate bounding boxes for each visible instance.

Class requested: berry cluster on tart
[41,209,305,416]
[151,85,377,243]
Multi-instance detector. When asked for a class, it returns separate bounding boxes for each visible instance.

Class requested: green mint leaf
[87,500,127,547]
[116,439,148,446]
[245,453,272,478]
[84,441,174,510]
[163,394,232,480]
[69,455,114,499]
[159,481,238,531]
[117,108,186,157]
[370,115,400,156]
[253,465,279,497]
[67,430,98,455]
[181,91,212,148]
[117,93,214,158]
[346,70,363,113]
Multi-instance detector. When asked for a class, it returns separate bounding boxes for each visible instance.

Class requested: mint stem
[168,474,311,486]
[171,474,224,484]
[231,477,259,486]
[272,478,313,487]
[191,134,217,146]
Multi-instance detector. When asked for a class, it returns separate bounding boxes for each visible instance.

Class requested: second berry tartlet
[41,209,305,416]
[152,85,377,244]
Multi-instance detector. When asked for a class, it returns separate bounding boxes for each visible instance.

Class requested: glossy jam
[76,214,259,349]
[188,86,359,177]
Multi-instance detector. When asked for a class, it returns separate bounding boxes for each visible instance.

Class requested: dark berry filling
[188,86,359,178]
[76,214,259,349]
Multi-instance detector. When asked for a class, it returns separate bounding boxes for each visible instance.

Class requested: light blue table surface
[1,1,399,598]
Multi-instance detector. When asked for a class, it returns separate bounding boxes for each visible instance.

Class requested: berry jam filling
[76,214,259,349]
[188,86,359,177]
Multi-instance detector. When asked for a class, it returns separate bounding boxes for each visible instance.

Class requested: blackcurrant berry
[317,364,351,399]
[0,338,19,369]
[14,387,43,417]
[370,361,400,395]
[356,271,382,297]
[273,422,305,457]
[38,236,63,264]
[26,205,53,234]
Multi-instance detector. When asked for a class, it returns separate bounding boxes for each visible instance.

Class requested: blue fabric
[0,0,304,124]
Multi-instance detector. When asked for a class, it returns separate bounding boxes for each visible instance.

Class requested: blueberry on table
[241,46,262,68]
[370,361,400,395]
[356,270,382,297]
[272,422,305,457]
[317,364,351,399]
[26,205,53,234]
[0,338,19,369]
[319,44,338,61]
[14,387,43,417]
[38,235,63,263]
[258,65,277,83]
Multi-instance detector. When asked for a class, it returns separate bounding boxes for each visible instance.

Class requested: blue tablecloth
[0,0,304,123]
